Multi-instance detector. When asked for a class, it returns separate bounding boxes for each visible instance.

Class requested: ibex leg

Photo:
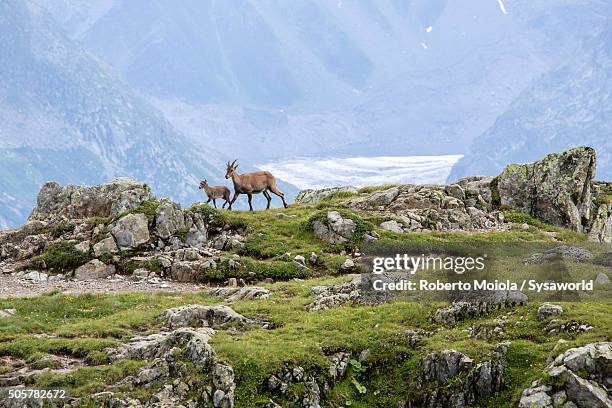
[270,187,288,208]
[212,199,217,208]
[263,190,272,209]
[247,193,254,211]
[228,192,240,211]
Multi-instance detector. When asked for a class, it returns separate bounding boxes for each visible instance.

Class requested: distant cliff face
[448,24,612,183]
[0,0,223,229]
[37,0,585,161]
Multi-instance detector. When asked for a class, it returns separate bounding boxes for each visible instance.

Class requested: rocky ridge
[519,342,612,408]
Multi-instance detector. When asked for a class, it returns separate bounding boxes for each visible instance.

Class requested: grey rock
[212,364,235,392]
[155,201,186,240]
[328,352,350,381]
[93,236,118,257]
[132,268,151,280]
[106,327,215,367]
[0,309,16,318]
[351,187,400,208]
[524,246,593,264]
[312,211,356,244]
[23,271,48,282]
[379,220,404,233]
[74,259,115,280]
[519,342,612,408]
[160,305,269,329]
[588,193,611,243]
[496,147,595,232]
[74,240,91,253]
[208,287,271,302]
[29,179,153,223]
[595,272,610,284]
[537,304,563,321]
[111,213,150,249]
[295,186,358,204]
[519,391,553,408]
[340,258,355,272]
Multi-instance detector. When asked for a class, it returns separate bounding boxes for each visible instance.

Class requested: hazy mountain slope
[39,0,571,161]
[448,21,612,182]
[0,0,223,228]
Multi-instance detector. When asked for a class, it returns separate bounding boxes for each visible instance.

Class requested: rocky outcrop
[349,184,506,232]
[29,178,152,223]
[433,291,528,325]
[0,179,245,283]
[160,304,271,330]
[537,304,564,321]
[519,342,612,408]
[496,147,595,232]
[589,182,612,243]
[307,275,361,311]
[295,186,358,204]
[419,345,508,408]
[311,211,357,244]
[266,351,353,408]
[524,246,594,264]
[106,327,235,408]
[208,286,271,302]
[111,213,151,249]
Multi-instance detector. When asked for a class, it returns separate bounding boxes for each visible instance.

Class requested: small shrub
[503,210,543,227]
[490,176,501,208]
[190,204,229,229]
[39,222,75,238]
[173,228,189,243]
[33,242,90,272]
[85,351,110,365]
[112,200,161,222]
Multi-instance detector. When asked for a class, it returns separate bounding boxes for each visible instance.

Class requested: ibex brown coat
[224,160,288,211]
[198,179,231,209]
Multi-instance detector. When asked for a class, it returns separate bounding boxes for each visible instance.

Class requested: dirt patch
[0,275,209,298]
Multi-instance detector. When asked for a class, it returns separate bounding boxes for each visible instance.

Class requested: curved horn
[231,159,238,166]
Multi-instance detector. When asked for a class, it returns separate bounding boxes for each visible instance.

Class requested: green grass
[1,193,610,405]
[0,277,608,406]
[37,222,76,238]
[357,185,399,194]
[111,199,161,223]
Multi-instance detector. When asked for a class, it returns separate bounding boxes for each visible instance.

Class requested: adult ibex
[225,160,288,211]
[198,179,231,208]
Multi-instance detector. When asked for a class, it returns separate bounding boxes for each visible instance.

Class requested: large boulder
[312,211,356,244]
[93,236,119,257]
[588,184,612,243]
[160,305,269,329]
[155,201,186,240]
[421,348,506,407]
[496,147,596,232]
[29,178,152,222]
[74,259,115,280]
[519,342,612,408]
[111,213,150,249]
[295,186,358,205]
